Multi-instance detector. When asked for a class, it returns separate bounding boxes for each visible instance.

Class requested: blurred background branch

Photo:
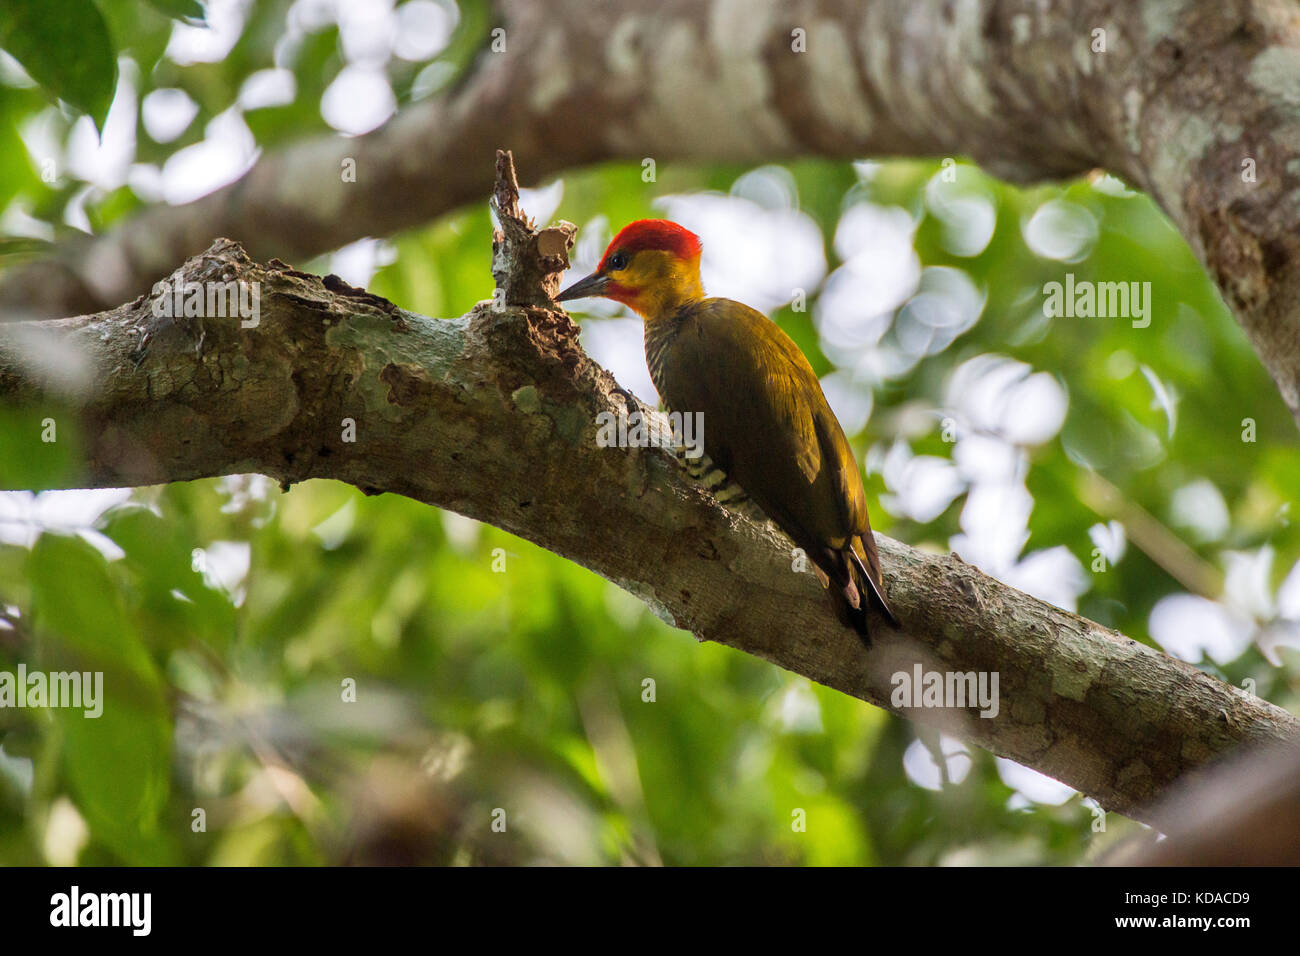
[1107,738,1300,865]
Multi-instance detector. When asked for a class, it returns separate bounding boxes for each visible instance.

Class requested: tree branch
[1,231,1294,822]
[3,0,1299,430]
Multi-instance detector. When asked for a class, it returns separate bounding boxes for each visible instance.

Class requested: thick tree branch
[1,234,1295,823]
[2,0,1299,429]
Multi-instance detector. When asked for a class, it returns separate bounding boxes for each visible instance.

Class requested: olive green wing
[811,405,870,545]
[654,298,833,542]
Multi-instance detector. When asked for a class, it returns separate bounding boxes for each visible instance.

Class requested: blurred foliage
[0,0,1297,866]
[0,0,118,129]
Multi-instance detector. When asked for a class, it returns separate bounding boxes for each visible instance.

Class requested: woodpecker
[556,219,897,644]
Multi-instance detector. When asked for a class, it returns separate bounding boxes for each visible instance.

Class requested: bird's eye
[608,252,628,271]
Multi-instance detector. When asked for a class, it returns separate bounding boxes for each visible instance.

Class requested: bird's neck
[642,288,703,393]
[642,283,704,325]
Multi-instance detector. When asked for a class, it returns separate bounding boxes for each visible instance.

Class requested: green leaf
[28,533,172,862]
[0,408,79,489]
[97,0,180,74]
[96,504,237,650]
[143,0,206,22]
[0,0,118,130]
[0,236,52,259]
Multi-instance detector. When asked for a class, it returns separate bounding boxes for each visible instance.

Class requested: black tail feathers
[848,547,898,629]
[821,544,897,648]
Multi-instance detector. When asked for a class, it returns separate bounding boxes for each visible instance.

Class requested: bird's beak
[554,271,609,303]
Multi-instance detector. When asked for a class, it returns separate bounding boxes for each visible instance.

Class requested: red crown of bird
[597,219,702,269]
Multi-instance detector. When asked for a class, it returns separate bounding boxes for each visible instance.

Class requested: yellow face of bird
[555,220,705,321]
[602,248,705,319]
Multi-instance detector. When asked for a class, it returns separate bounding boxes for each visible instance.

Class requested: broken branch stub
[490,149,576,308]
